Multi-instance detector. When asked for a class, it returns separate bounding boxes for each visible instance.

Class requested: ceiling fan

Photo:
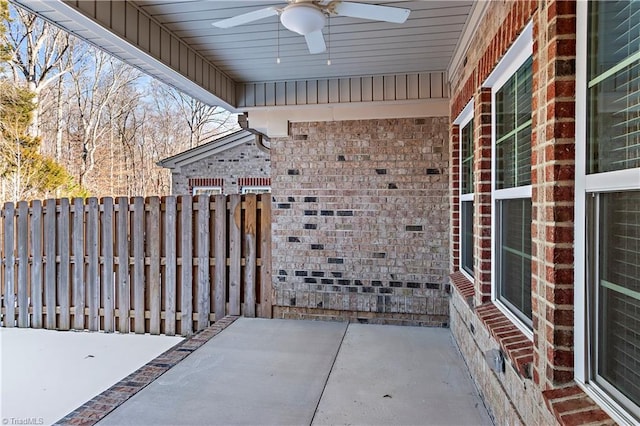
[212,1,411,55]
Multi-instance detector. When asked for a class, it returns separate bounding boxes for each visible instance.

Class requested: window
[241,186,271,195]
[577,1,640,421]
[192,186,222,196]
[484,22,533,332]
[455,101,475,277]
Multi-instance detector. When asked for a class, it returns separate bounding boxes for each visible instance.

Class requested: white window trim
[454,100,475,281]
[241,185,271,194]
[192,186,223,196]
[484,20,534,340]
[575,2,640,424]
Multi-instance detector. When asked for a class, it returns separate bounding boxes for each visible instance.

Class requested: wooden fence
[0,194,272,336]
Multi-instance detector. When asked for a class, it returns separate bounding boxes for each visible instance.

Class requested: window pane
[461,120,474,195]
[516,126,532,186]
[496,78,516,137]
[499,198,532,323]
[516,61,533,127]
[597,191,640,408]
[496,57,533,189]
[461,201,474,276]
[588,1,640,173]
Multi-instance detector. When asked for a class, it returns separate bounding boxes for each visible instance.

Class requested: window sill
[542,385,614,426]
[475,303,533,379]
[449,271,533,379]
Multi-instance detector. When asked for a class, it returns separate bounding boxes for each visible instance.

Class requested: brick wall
[447,1,608,424]
[171,141,270,195]
[270,118,450,326]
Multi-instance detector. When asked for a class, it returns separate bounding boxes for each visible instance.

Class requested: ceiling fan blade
[305,30,326,54]
[334,2,410,23]
[212,7,279,28]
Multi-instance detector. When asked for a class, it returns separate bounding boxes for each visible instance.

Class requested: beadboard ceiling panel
[132,1,474,83]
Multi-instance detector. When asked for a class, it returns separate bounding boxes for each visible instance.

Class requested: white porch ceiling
[132,1,474,83]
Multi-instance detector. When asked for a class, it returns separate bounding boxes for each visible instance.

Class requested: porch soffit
[10,0,480,132]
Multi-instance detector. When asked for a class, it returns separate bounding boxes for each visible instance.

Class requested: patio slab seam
[54,316,239,426]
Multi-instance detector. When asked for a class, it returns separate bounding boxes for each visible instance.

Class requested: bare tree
[5,5,77,136]
[66,48,141,187]
[153,81,235,148]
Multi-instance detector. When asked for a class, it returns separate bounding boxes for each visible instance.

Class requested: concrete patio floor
[98,318,492,426]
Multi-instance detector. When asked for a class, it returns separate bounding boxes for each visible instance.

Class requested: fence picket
[196,196,210,330]
[30,200,43,328]
[102,197,115,332]
[133,197,145,334]
[214,195,227,320]
[3,202,15,327]
[180,196,193,336]
[164,197,177,336]
[72,198,85,330]
[260,195,273,319]
[148,196,161,335]
[87,198,100,331]
[116,197,130,333]
[17,201,29,327]
[44,199,56,329]
[228,194,241,316]
[58,198,71,330]
[243,194,257,318]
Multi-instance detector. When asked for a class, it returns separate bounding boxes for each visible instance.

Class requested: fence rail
[0,194,272,336]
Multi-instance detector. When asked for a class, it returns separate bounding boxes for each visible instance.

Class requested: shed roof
[157,130,257,170]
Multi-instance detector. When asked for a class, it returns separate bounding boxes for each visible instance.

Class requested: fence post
[164,196,177,336]
[180,196,193,336]
[17,201,29,327]
[196,195,210,330]
[260,195,273,318]
[116,197,130,333]
[87,198,100,331]
[133,197,145,334]
[31,200,43,328]
[228,194,241,316]
[148,196,161,335]
[214,195,227,320]
[58,198,71,330]
[44,199,56,329]
[72,198,85,330]
[2,202,15,327]
[102,197,115,332]
[243,194,257,318]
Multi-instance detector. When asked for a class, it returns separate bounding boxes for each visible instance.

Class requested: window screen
[461,201,474,276]
[461,120,474,195]
[498,198,532,324]
[460,118,474,276]
[496,57,533,189]
[587,1,640,173]
[596,191,640,409]
[587,0,640,417]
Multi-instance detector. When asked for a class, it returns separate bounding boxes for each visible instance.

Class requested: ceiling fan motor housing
[280,4,326,35]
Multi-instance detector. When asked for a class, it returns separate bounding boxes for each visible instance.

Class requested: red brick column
[531,0,577,389]
[474,88,493,305]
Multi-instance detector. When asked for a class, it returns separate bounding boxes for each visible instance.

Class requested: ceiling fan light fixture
[280,4,326,36]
